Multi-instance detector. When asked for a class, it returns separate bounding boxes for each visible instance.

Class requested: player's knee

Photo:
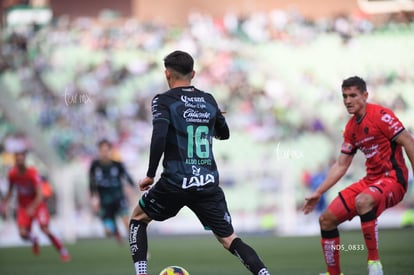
[217,233,237,250]
[19,233,28,239]
[19,230,29,239]
[221,240,231,250]
[130,205,151,223]
[355,193,374,214]
[130,215,151,225]
[319,212,337,230]
[40,225,50,234]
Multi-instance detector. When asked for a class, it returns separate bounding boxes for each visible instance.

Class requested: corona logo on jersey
[182,165,214,189]
[180,95,205,104]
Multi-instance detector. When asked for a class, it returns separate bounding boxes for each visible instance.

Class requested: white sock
[134,261,147,275]
[258,268,270,275]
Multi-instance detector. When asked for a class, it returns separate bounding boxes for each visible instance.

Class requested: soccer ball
[159,266,190,275]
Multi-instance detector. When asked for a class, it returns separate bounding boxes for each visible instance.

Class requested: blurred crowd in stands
[0,9,413,167]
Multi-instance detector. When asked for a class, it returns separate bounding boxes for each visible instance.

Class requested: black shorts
[100,197,129,220]
[139,177,234,238]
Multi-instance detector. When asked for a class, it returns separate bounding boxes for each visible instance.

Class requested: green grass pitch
[0,228,413,275]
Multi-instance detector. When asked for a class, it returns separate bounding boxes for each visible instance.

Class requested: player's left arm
[377,107,414,173]
[210,94,229,140]
[214,110,229,140]
[395,130,414,174]
[26,171,44,217]
[119,162,135,187]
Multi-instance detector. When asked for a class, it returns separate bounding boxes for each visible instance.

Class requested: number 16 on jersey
[187,125,210,159]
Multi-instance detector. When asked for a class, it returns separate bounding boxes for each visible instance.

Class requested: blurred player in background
[0,150,71,262]
[303,76,414,275]
[302,165,328,214]
[40,175,56,213]
[128,50,270,275]
[89,139,136,242]
[0,187,5,220]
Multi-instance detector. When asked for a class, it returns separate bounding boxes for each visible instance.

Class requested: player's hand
[26,205,36,217]
[0,201,7,219]
[302,192,322,215]
[91,195,100,214]
[139,177,154,191]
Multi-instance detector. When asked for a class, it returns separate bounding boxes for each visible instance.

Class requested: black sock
[321,228,339,239]
[360,209,376,222]
[129,219,148,274]
[229,238,270,275]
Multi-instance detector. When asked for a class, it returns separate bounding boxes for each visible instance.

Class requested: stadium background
[0,0,414,248]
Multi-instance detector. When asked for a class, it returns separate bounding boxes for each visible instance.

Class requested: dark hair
[341,76,367,93]
[98,138,112,148]
[163,50,194,75]
[14,150,27,155]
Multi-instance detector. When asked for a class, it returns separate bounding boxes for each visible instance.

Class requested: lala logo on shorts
[182,165,215,189]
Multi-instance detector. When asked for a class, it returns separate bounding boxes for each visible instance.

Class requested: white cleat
[368,260,383,275]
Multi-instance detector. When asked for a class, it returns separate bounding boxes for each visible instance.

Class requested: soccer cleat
[368,260,383,275]
[115,231,124,244]
[60,248,71,262]
[32,237,39,255]
[319,273,344,275]
[60,253,71,262]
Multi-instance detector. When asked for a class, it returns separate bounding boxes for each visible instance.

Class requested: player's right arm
[142,119,168,191]
[313,153,353,195]
[141,95,169,191]
[89,161,100,213]
[1,172,15,217]
[2,180,14,205]
[303,153,353,214]
[209,94,229,140]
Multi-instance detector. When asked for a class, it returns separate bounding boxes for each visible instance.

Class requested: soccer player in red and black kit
[128,50,270,275]
[1,150,71,261]
[303,76,414,275]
